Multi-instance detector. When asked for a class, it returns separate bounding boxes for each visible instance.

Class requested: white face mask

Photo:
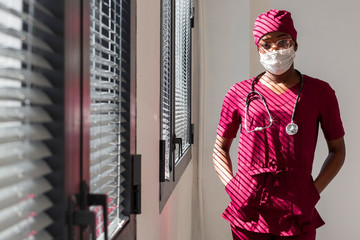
[259,46,296,75]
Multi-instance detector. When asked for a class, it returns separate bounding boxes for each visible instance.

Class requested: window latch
[173,137,183,158]
[67,181,108,240]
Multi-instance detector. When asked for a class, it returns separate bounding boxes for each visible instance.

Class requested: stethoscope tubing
[244,70,303,133]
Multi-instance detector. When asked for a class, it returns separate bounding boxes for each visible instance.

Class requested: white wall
[251,1,360,239]
[200,0,360,240]
[198,0,250,239]
[136,0,201,239]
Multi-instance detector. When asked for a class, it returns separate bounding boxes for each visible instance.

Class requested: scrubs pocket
[225,173,259,222]
[225,175,239,200]
[225,173,259,210]
[309,179,320,204]
[292,177,320,218]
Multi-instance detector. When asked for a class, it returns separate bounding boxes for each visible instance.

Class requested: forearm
[213,149,233,185]
[213,135,234,186]
[314,138,346,194]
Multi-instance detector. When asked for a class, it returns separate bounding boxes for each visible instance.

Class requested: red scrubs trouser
[231,225,316,240]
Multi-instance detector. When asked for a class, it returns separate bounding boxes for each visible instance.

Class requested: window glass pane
[160,0,172,180]
[89,0,130,238]
[174,0,192,163]
[160,0,192,174]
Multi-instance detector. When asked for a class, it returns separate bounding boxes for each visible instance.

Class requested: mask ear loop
[245,73,273,133]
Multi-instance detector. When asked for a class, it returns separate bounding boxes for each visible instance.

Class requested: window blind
[160,0,172,180]
[89,0,131,239]
[160,0,192,178]
[174,0,192,163]
[0,0,64,239]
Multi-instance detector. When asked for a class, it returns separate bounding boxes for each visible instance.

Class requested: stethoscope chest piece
[286,122,298,135]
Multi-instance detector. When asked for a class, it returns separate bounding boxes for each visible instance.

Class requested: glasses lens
[276,39,290,49]
[260,42,272,50]
[258,39,291,52]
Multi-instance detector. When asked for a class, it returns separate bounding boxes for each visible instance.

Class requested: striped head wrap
[253,9,297,45]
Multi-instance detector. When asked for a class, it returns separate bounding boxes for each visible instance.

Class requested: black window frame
[0,0,137,238]
[81,0,138,239]
[159,0,194,212]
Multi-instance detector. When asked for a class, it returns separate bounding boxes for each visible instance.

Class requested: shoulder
[302,74,334,94]
[302,74,340,110]
[228,78,254,92]
[303,74,330,88]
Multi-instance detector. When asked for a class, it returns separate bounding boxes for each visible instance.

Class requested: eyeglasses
[258,39,292,52]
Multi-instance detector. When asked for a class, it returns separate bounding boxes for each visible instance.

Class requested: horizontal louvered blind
[174,0,192,163]
[161,0,172,181]
[0,0,63,239]
[89,0,130,239]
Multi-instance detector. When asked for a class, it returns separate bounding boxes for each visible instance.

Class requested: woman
[213,9,345,240]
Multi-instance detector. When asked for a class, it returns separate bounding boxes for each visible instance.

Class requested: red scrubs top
[217,74,345,236]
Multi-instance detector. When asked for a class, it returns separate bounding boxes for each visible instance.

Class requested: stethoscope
[244,70,303,135]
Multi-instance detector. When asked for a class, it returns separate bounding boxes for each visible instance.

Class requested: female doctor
[213,9,346,240]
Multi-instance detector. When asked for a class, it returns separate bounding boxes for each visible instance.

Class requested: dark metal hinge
[190,123,194,144]
[159,140,167,182]
[190,6,195,28]
[131,154,141,214]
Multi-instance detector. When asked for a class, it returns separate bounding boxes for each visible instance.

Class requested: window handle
[73,209,96,240]
[87,193,108,240]
[80,182,108,240]
[173,137,183,158]
[172,137,182,182]
[68,181,108,240]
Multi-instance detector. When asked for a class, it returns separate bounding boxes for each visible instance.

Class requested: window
[0,0,65,238]
[88,0,137,239]
[160,0,194,211]
[0,0,137,239]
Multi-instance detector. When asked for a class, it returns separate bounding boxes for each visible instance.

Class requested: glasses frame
[257,38,293,53]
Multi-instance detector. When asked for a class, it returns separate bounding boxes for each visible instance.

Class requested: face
[257,31,297,54]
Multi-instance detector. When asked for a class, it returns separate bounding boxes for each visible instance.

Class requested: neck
[259,66,300,94]
[263,65,298,85]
